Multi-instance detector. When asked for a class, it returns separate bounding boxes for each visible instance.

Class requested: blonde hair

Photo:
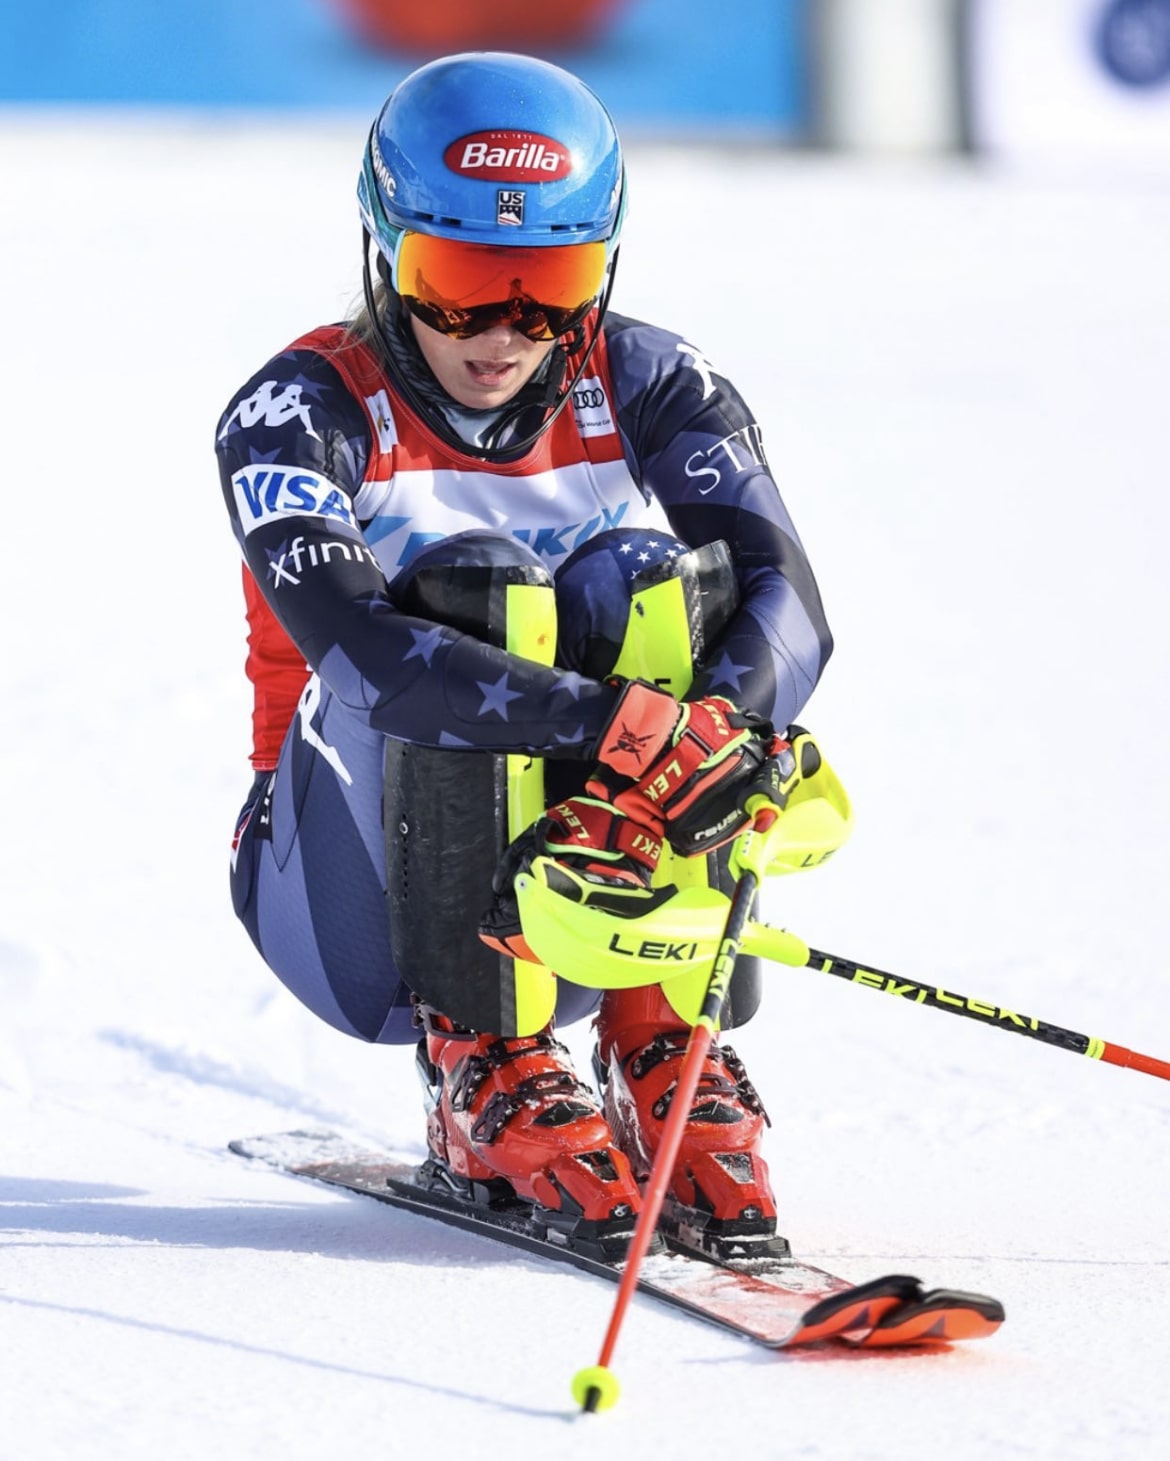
[345,276,389,349]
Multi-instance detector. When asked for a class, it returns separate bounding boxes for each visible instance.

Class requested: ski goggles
[392,232,608,342]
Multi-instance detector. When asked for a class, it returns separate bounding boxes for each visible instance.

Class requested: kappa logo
[571,375,614,439]
[444,131,572,181]
[676,342,719,400]
[232,466,356,537]
[297,677,352,786]
[219,380,321,441]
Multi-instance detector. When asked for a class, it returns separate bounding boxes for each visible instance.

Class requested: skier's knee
[554,528,739,683]
[388,531,552,645]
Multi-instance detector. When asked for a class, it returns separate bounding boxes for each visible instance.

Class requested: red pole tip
[1101,1043,1170,1083]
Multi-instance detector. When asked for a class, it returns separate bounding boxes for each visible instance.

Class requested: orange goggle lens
[394,233,608,341]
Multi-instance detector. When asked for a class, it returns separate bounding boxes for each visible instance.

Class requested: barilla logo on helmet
[444,131,572,182]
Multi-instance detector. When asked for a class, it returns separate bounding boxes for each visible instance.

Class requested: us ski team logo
[497,190,525,226]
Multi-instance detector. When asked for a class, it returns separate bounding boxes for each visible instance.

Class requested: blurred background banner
[0,0,810,139]
[3,0,1169,160]
[967,0,1170,163]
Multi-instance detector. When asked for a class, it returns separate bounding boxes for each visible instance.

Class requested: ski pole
[744,925,1170,1083]
[571,805,781,1415]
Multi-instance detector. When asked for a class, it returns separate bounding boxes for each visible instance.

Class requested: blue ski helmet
[358,52,626,261]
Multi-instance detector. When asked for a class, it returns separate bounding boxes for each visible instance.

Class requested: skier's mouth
[466,359,517,389]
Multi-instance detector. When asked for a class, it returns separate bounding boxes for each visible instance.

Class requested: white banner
[815,0,962,151]
[968,0,1170,162]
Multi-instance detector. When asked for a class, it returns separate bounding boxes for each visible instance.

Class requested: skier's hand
[478,793,662,963]
[540,793,664,885]
[589,680,784,856]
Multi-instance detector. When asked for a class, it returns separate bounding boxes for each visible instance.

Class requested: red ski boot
[596,984,788,1261]
[415,1008,646,1261]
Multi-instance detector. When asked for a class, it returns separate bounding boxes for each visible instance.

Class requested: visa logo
[232,466,355,536]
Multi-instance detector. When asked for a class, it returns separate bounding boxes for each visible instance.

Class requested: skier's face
[410,316,556,411]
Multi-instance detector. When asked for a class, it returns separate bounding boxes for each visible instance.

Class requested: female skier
[217,51,833,1261]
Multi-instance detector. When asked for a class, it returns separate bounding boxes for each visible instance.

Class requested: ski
[229,1130,1003,1350]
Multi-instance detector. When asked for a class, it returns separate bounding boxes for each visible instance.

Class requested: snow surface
[3,114,1170,1459]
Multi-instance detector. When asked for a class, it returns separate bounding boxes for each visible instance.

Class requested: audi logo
[573,387,606,410]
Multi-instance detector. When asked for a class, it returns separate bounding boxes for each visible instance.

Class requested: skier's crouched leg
[384,531,604,1036]
[555,529,780,1255]
[387,533,644,1244]
[229,676,419,1045]
[553,525,763,1034]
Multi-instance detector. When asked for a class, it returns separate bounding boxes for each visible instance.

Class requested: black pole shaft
[803,947,1098,1057]
[698,869,760,1030]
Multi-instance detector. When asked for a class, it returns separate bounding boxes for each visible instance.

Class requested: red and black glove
[479,793,664,963]
[589,679,786,856]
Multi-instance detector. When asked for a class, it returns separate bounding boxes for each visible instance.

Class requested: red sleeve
[242,564,310,771]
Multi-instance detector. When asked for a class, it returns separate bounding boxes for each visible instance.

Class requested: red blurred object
[330,0,631,53]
